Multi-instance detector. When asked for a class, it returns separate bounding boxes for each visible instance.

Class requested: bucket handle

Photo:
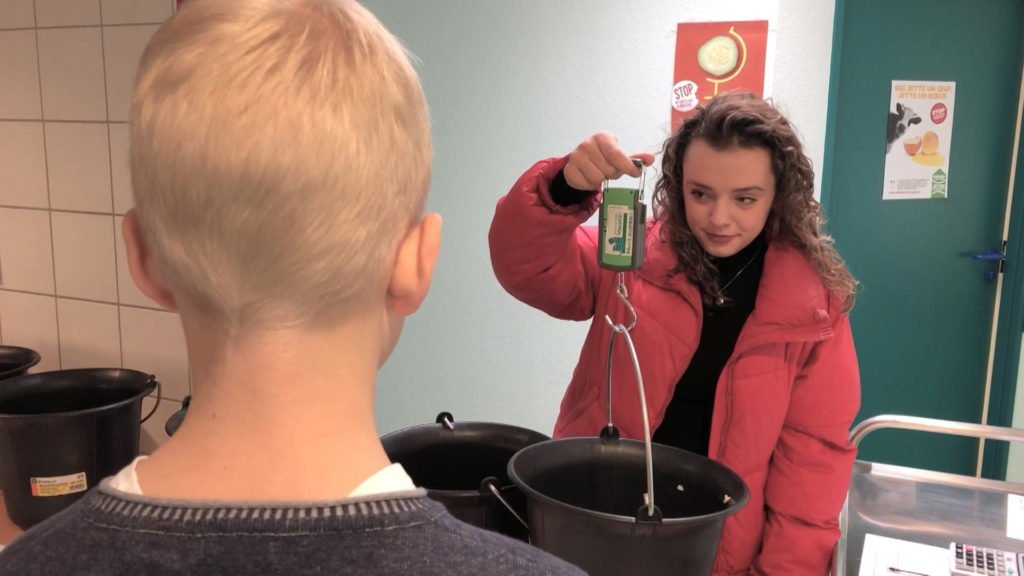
[435,411,455,431]
[604,272,660,520]
[480,477,529,531]
[140,376,162,424]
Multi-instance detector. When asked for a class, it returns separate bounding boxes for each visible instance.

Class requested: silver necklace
[714,247,763,306]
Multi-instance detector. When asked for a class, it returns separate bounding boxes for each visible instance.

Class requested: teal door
[823,0,1024,475]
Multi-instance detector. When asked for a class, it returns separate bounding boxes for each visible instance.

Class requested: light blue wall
[367,0,834,435]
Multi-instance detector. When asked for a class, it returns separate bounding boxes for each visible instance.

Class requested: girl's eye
[738,197,756,205]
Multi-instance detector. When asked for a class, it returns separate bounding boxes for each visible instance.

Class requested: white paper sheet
[1007,494,1024,541]
[858,533,950,576]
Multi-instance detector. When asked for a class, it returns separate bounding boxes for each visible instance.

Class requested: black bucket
[381,412,548,541]
[0,346,41,381]
[0,368,160,529]
[508,434,749,576]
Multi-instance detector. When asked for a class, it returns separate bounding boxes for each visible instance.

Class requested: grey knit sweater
[0,482,584,575]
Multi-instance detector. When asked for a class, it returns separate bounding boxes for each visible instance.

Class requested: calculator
[950,542,1024,575]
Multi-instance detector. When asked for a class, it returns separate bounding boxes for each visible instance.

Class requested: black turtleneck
[652,232,765,456]
[550,170,766,456]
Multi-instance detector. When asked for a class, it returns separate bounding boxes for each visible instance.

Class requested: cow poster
[883,80,956,200]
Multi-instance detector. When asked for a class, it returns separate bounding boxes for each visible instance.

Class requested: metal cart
[835,415,1024,575]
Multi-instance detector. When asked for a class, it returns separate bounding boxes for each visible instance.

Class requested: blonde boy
[0,1,581,574]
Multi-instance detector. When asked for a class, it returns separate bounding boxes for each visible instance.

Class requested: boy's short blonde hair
[130,0,431,333]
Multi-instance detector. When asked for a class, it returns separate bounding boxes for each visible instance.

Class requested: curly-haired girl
[489,92,861,576]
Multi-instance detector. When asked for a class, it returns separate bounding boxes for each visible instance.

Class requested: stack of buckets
[0,345,158,529]
[382,412,749,576]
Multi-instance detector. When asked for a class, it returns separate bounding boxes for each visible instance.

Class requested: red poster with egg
[671,21,769,133]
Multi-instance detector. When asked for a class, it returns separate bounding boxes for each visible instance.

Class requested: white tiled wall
[45,122,112,212]
[0,1,35,30]
[51,211,117,301]
[0,31,42,119]
[101,0,172,26]
[0,291,59,372]
[108,121,132,213]
[0,122,48,208]
[35,0,101,27]
[103,25,159,122]
[0,0,180,450]
[37,28,107,121]
[56,298,120,369]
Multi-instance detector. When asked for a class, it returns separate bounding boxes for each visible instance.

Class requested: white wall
[367,0,836,435]
[773,0,837,196]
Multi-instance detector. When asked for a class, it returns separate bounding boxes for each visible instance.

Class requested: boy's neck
[136,314,394,502]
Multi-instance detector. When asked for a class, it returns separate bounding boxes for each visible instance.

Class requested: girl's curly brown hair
[652,92,857,311]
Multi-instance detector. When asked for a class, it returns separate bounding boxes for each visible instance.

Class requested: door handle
[969,247,1006,282]
[970,249,1006,262]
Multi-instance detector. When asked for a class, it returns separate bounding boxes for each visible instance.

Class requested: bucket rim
[0,367,157,419]
[382,419,549,497]
[507,437,750,525]
[381,419,551,441]
[0,345,42,380]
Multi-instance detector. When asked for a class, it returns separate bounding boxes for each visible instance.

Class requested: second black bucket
[0,346,41,381]
[0,368,159,529]
[508,435,750,576]
[381,412,548,541]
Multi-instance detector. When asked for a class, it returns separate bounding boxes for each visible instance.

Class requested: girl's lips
[705,232,735,244]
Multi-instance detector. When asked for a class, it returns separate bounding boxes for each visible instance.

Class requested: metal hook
[632,158,647,202]
[602,158,648,201]
[604,273,637,332]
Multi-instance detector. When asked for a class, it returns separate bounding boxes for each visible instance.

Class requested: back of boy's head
[129,0,431,334]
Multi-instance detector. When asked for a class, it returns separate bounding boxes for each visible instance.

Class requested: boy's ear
[386,213,442,316]
[122,210,178,312]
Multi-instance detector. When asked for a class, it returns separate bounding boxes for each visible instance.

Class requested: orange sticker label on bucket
[30,472,87,497]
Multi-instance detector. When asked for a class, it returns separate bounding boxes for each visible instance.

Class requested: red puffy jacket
[489,156,860,575]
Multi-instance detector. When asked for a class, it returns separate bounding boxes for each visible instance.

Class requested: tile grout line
[0,204,127,217]
[98,0,125,370]
[112,204,125,369]
[98,0,110,125]
[32,0,62,370]
[0,22,163,32]
[0,286,166,313]
[0,119,127,125]
[46,217,61,371]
